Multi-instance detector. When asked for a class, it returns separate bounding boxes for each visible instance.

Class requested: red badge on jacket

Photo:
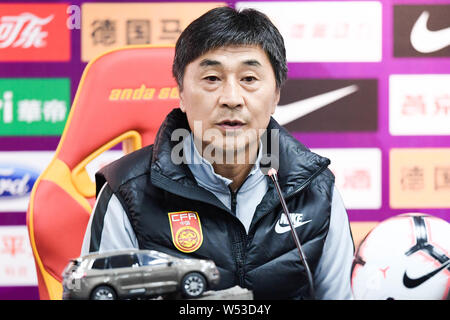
[168,211,203,253]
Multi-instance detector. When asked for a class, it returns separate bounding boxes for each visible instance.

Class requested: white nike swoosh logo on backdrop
[410,11,450,53]
[272,85,359,126]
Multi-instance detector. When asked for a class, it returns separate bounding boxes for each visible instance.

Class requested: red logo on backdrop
[343,169,371,190]
[0,4,70,61]
[1,235,25,257]
[168,211,203,253]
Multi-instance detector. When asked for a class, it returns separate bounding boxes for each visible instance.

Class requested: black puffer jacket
[95,108,334,299]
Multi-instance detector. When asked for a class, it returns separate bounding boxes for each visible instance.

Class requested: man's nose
[218,80,244,108]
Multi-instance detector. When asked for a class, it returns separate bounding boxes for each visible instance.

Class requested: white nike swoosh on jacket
[272,85,359,126]
[410,11,450,53]
[275,219,312,234]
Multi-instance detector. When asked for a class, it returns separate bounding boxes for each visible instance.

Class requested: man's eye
[242,76,257,83]
[204,76,220,82]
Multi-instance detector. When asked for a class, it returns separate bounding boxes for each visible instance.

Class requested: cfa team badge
[168,211,203,253]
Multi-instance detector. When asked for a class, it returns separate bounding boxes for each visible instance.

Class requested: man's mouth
[216,119,246,130]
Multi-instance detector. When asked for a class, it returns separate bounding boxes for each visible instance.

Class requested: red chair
[26,45,178,299]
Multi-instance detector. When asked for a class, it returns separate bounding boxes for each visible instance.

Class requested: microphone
[267,168,316,299]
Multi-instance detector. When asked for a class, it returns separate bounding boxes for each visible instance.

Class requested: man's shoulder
[95,145,153,194]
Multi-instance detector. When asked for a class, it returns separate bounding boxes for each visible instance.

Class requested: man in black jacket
[81,6,354,299]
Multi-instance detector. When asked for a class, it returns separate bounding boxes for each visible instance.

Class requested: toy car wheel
[90,285,117,300]
[181,272,206,298]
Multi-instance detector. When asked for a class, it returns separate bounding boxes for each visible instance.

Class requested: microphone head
[267,168,278,177]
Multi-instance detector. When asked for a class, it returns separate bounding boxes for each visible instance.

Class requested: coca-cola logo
[0,165,38,198]
[0,13,53,49]
[0,4,70,61]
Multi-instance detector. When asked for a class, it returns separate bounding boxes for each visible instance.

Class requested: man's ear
[271,89,280,115]
[179,88,186,113]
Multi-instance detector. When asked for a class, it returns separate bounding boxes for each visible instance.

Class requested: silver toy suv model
[62,249,220,300]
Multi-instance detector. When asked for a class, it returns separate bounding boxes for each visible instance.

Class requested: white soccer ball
[351,213,449,300]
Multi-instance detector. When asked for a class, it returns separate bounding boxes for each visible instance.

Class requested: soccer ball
[351,213,449,300]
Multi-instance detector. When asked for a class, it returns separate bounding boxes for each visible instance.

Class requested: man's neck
[193,136,260,192]
[212,162,254,192]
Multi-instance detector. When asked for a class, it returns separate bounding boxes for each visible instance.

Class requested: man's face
[179,45,280,163]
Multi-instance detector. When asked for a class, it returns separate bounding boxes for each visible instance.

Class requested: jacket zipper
[230,190,238,216]
[228,185,247,287]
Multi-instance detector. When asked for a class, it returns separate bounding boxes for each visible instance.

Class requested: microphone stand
[268,168,316,300]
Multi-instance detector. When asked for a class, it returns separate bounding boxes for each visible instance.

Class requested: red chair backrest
[27,45,178,299]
